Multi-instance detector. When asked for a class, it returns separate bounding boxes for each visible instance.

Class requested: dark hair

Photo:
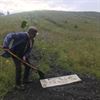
[28,26,37,34]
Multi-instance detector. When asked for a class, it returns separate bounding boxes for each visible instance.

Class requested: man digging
[1,26,38,90]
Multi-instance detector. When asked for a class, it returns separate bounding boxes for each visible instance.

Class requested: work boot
[14,84,25,90]
[23,80,33,84]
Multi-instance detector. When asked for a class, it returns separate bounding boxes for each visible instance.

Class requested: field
[0,11,100,99]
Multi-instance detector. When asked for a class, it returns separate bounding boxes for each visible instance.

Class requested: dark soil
[3,66,100,100]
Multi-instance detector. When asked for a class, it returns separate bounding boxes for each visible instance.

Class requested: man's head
[27,26,38,39]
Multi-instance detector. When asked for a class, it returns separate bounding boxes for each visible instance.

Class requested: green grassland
[0,11,100,97]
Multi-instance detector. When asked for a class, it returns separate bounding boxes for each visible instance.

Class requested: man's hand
[0,51,11,58]
[23,56,26,61]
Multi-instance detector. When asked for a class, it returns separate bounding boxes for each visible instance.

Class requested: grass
[0,58,15,97]
[0,10,100,97]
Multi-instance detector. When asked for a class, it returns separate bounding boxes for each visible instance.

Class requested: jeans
[12,56,31,85]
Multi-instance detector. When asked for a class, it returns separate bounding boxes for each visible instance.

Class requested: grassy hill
[0,12,4,16]
[0,10,100,97]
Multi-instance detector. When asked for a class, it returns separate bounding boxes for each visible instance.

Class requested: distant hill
[0,10,99,33]
[0,12,4,16]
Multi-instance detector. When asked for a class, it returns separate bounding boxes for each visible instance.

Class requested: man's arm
[23,48,32,60]
[23,39,34,60]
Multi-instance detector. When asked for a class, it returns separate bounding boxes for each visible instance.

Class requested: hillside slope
[0,11,100,99]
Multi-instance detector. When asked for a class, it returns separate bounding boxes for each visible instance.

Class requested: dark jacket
[2,32,33,58]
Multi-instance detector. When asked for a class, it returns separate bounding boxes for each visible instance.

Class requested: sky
[0,0,100,14]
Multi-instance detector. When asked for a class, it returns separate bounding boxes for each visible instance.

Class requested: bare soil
[3,66,100,100]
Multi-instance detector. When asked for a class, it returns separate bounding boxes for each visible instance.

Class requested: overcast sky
[0,0,100,14]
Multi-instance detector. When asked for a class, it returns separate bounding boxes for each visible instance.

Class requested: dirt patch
[3,66,100,100]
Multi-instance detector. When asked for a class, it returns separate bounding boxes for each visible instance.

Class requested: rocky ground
[3,66,100,100]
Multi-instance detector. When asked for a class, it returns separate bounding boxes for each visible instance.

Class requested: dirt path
[3,67,100,100]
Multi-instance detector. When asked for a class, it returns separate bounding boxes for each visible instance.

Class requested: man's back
[3,32,31,57]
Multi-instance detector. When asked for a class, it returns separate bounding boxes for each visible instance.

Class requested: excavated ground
[3,66,100,100]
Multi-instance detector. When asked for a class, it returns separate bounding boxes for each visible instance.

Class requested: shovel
[0,46,45,79]
[0,46,82,88]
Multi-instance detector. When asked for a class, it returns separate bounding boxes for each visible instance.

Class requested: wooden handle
[0,46,37,70]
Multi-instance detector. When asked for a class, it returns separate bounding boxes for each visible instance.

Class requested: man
[1,26,38,90]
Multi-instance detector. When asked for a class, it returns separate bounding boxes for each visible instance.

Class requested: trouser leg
[12,57,22,85]
[23,58,31,83]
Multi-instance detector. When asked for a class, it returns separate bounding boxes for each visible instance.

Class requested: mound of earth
[3,67,100,100]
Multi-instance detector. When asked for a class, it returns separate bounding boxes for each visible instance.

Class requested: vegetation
[0,11,100,97]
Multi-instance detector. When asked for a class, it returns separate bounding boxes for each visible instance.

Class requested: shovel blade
[37,70,45,79]
[40,74,81,88]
